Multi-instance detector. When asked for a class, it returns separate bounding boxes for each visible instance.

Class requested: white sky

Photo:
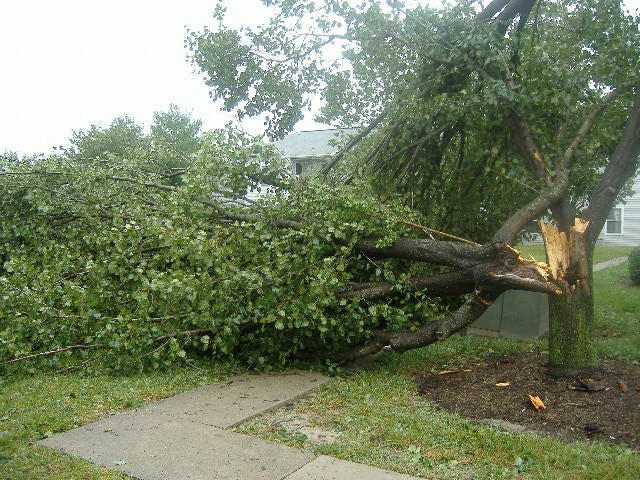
[1,0,639,156]
[0,0,321,156]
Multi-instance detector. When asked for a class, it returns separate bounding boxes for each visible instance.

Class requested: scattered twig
[2,344,104,365]
[56,354,107,374]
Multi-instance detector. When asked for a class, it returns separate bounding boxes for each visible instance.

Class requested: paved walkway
[593,256,628,272]
[39,371,419,480]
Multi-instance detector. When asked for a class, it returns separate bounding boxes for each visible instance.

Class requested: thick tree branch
[339,271,474,301]
[377,290,492,353]
[491,165,571,244]
[476,0,511,21]
[356,238,512,268]
[340,255,558,301]
[506,112,548,179]
[563,90,619,166]
[476,0,538,36]
[584,88,640,245]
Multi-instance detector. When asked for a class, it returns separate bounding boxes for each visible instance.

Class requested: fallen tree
[0,128,558,373]
[1,0,639,374]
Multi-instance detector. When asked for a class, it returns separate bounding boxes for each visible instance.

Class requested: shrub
[629,247,640,284]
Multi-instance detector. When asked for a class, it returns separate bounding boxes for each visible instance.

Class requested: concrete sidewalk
[39,371,420,480]
[593,256,628,272]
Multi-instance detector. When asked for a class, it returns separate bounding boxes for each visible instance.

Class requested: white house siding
[521,175,640,247]
[597,174,640,247]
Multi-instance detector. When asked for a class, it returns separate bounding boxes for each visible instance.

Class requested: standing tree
[150,104,204,184]
[69,115,148,161]
[189,0,640,373]
[150,104,203,158]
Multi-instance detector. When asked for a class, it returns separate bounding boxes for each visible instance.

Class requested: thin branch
[140,338,172,359]
[153,328,213,343]
[56,354,106,374]
[2,344,104,365]
[562,90,619,166]
[320,109,389,176]
[398,218,479,245]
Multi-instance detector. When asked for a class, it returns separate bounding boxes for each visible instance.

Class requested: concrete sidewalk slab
[145,370,329,428]
[593,256,628,272]
[284,455,420,479]
[39,406,315,480]
[38,370,424,480]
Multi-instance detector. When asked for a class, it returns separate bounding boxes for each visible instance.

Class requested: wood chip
[568,379,607,392]
[437,369,471,375]
[617,379,628,394]
[528,394,546,410]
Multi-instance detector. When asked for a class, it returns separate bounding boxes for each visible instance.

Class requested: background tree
[68,115,147,161]
[150,103,203,157]
[150,104,204,184]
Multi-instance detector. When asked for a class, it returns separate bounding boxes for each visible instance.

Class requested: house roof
[274,128,358,158]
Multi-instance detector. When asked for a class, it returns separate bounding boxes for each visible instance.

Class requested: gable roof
[274,128,357,158]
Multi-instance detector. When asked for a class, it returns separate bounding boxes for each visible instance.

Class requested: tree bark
[540,220,596,375]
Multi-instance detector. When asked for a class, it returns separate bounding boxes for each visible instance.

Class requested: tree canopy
[189,0,640,242]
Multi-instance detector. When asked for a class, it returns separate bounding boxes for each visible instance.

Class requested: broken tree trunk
[540,219,597,375]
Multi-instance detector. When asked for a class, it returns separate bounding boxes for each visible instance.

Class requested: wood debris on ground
[528,394,546,410]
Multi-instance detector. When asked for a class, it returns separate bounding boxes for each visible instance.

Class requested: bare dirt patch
[268,404,343,445]
[415,353,640,450]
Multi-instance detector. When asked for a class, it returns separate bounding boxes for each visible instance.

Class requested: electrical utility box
[467,290,549,340]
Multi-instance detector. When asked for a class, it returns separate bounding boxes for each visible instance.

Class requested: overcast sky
[0,0,298,156]
[1,0,639,156]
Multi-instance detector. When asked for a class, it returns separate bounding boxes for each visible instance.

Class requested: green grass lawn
[594,262,640,363]
[1,259,638,479]
[517,244,634,264]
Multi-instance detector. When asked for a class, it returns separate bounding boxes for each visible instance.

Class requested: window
[295,162,303,176]
[524,220,539,234]
[605,207,622,234]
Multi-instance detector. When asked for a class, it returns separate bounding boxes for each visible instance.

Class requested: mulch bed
[414,353,640,450]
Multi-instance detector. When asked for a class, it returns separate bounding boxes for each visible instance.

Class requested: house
[273,128,357,176]
[596,173,640,246]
